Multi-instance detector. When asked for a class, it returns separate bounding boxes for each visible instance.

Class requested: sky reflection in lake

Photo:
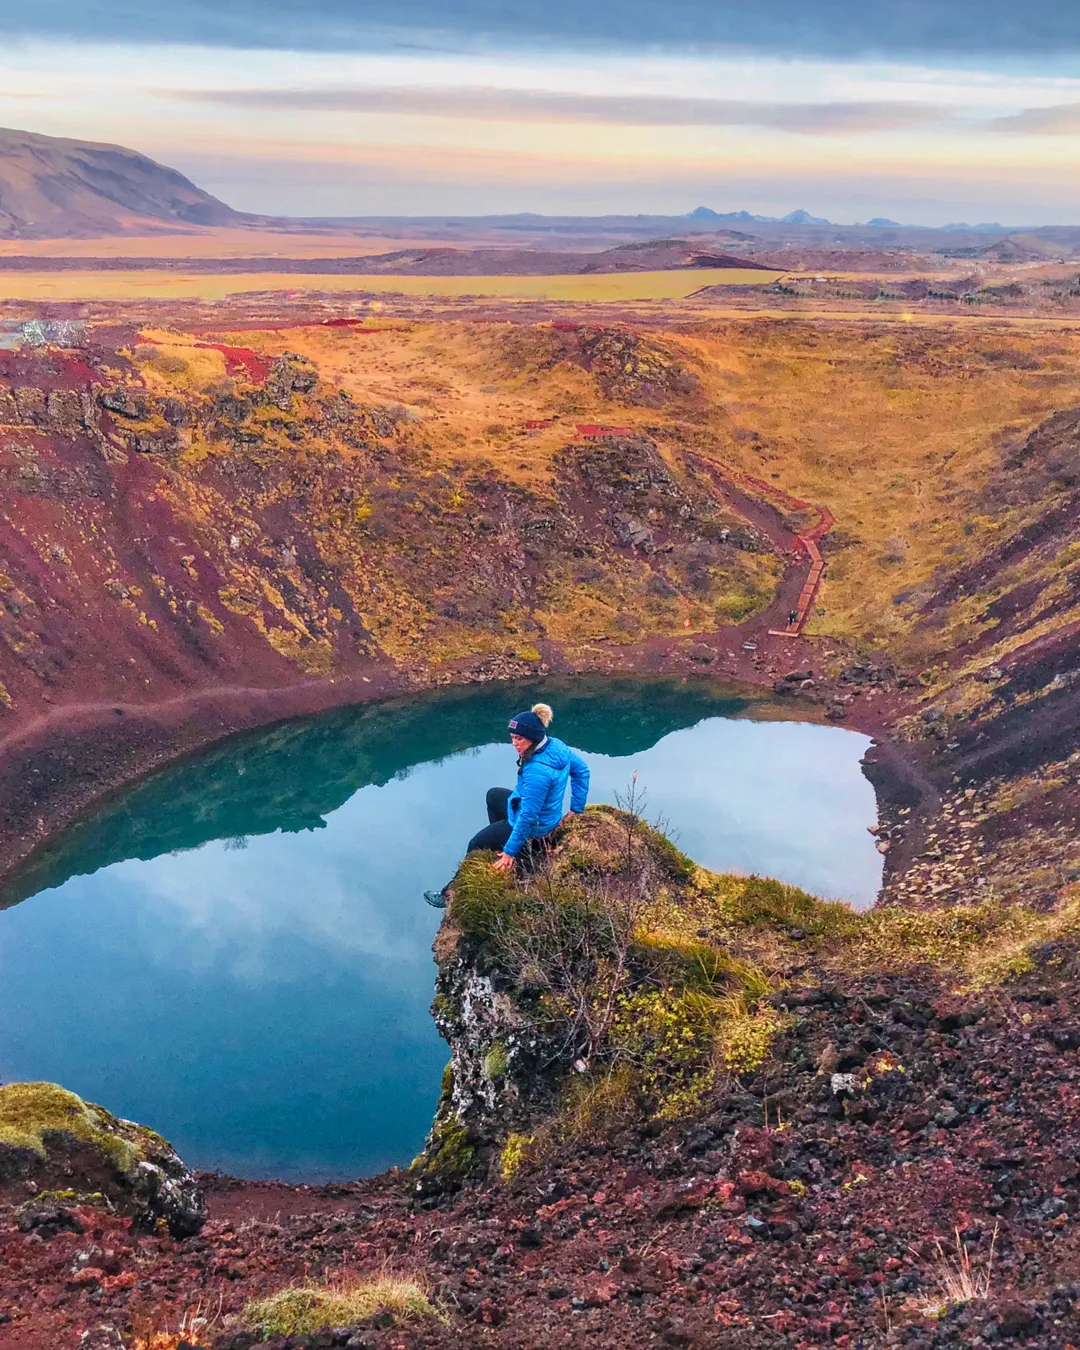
[0,688,878,1180]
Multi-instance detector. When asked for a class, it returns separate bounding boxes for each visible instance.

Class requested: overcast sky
[2,0,1080,222]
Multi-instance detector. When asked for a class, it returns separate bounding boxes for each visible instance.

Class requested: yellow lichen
[265,628,335,676]
[499,1132,536,1180]
[196,604,224,635]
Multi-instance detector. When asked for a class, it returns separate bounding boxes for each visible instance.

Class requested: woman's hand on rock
[492,852,516,872]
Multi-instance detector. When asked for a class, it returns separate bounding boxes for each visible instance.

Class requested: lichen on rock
[415,812,796,1188]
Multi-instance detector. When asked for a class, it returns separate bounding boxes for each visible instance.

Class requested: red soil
[192,344,273,381]
[5,964,1080,1350]
[574,424,633,437]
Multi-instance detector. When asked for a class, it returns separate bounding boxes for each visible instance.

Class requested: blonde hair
[531,702,554,727]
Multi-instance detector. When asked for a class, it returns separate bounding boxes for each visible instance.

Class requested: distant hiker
[424,703,590,908]
[788,609,799,627]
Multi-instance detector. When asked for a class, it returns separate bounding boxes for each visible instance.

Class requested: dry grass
[0,267,781,303]
[240,1273,444,1337]
[252,314,1080,646]
[48,306,1080,680]
[921,1225,999,1317]
[130,1295,226,1349]
[671,319,1080,645]
[237,320,610,489]
[0,229,461,260]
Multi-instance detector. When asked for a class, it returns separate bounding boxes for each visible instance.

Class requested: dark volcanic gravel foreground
[5,956,1080,1350]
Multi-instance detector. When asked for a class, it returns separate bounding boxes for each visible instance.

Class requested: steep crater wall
[0,329,780,879]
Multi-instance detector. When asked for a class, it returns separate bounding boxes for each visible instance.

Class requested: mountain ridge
[2,124,1079,255]
[0,125,243,238]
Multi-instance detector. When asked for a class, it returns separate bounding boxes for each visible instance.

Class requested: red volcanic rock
[9,953,1080,1349]
[66,1266,105,1288]
[734,1169,789,1199]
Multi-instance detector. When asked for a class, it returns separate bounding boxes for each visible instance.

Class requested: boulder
[0,1082,205,1238]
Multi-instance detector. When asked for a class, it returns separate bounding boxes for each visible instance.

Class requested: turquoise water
[0,680,881,1181]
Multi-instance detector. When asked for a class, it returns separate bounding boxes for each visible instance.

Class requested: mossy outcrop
[418,810,808,1187]
[419,811,1080,1193]
[0,1081,206,1237]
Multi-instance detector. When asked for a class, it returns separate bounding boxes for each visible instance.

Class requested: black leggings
[439,788,541,895]
[466,787,514,854]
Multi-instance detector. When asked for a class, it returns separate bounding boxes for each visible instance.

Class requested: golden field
[0,229,457,260]
[0,267,783,303]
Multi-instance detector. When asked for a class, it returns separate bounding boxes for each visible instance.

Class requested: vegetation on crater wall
[0,326,777,697]
[4,313,1079,724]
[435,811,1080,1179]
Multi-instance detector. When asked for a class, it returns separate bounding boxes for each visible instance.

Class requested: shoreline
[0,624,929,903]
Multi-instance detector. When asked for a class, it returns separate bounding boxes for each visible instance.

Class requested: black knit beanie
[508,710,546,743]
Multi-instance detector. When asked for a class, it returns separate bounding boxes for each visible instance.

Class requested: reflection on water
[0,679,880,1181]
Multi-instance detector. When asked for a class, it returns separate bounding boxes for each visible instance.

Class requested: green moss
[0,1124,45,1158]
[242,1279,443,1337]
[35,1189,109,1207]
[483,1041,509,1081]
[499,1131,536,1180]
[631,932,766,994]
[413,1116,477,1186]
[724,876,859,938]
[0,1083,139,1175]
[449,852,519,941]
[410,1063,481,1191]
[610,987,723,1109]
[714,590,764,622]
[716,1001,787,1075]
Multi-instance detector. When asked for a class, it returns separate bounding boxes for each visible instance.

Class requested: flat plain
[0,266,784,302]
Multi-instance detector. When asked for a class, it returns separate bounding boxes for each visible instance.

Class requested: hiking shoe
[424,889,448,910]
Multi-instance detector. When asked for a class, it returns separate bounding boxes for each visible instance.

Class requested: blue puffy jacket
[504,736,591,857]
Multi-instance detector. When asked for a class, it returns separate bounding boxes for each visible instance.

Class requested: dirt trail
[685,452,834,636]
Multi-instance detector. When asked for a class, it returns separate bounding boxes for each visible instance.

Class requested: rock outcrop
[5,831,1080,1347]
[0,1081,206,1238]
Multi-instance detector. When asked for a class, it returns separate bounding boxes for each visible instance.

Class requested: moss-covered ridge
[419,808,1080,1191]
[0,1081,156,1164]
[0,1081,206,1237]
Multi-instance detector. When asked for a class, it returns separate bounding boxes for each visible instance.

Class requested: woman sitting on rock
[425,702,591,908]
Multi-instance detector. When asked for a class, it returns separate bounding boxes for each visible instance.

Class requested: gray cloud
[989,104,1080,133]
[5,0,1080,57]
[170,86,952,134]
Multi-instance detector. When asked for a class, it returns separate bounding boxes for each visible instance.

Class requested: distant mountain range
[687,206,833,226]
[0,125,1074,251]
[685,207,1011,233]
